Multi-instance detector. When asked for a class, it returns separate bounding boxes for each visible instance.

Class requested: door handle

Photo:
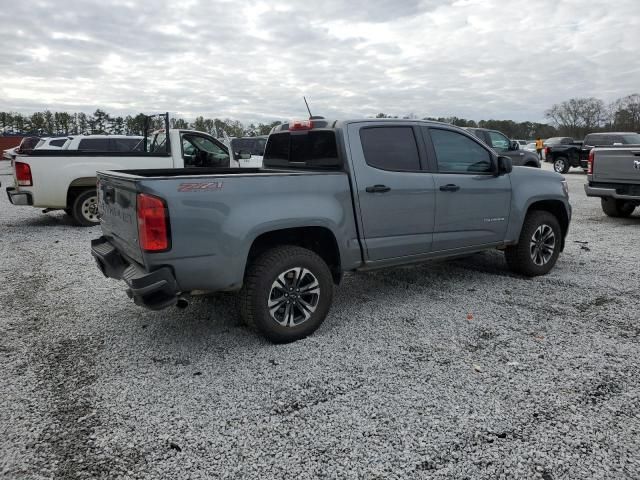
[439,184,460,192]
[365,184,391,193]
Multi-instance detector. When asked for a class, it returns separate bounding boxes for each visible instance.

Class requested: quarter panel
[137,173,360,291]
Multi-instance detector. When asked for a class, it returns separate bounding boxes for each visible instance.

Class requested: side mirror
[237,150,252,160]
[510,141,519,151]
[497,155,513,175]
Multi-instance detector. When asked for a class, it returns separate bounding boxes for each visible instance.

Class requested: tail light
[587,149,594,175]
[290,120,313,131]
[15,162,33,186]
[544,147,551,157]
[137,193,170,252]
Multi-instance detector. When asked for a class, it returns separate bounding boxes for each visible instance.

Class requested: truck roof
[270,118,454,133]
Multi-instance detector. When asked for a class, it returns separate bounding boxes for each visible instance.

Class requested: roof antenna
[304,96,313,119]
[303,97,324,120]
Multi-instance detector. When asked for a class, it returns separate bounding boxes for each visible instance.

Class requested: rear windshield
[263,131,341,169]
[545,137,572,145]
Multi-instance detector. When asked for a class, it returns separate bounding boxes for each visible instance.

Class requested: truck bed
[96,168,361,293]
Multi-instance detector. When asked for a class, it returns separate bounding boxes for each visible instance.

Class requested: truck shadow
[130,251,523,349]
[12,213,92,228]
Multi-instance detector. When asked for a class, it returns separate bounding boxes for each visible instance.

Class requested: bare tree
[545,97,607,138]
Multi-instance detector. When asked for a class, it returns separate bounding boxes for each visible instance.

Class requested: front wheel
[601,198,635,218]
[240,246,334,343]
[553,157,570,174]
[505,211,562,276]
[71,189,100,226]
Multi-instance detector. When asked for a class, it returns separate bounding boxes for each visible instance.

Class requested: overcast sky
[1,0,638,124]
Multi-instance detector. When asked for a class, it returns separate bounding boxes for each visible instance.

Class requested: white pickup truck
[5,126,246,226]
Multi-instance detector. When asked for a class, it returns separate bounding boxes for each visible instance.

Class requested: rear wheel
[601,198,635,218]
[505,211,561,276]
[71,189,100,226]
[553,157,570,174]
[240,246,333,343]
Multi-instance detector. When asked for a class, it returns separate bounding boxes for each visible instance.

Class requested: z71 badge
[634,160,640,170]
[178,181,224,192]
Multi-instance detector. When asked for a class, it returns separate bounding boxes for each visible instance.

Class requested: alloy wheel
[529,224,556,266]
[268,267,320,327]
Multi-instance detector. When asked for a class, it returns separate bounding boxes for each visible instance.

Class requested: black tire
[240,245,334,343]
[505,211,562,277]
[553,157,570,174]
[64,208,73,217]
[601,198,635,218]
[524,162,538,168]
[71,189,100,226]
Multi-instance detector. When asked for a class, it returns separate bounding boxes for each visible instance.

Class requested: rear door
[423,126,511,251]
[347,123,436,261]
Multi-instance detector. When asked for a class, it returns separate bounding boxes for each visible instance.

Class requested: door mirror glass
[237,150,252,160]
[510,141,520,151]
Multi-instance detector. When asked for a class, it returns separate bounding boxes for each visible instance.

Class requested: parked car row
[5,113,639,342]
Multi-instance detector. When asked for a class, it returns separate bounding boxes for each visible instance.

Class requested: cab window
[181,134,230,167]
[428,128,493,174]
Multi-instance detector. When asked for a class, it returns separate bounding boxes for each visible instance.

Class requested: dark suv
[464,128,540,167]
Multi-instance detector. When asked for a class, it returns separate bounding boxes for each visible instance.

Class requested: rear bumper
[584,184,640,201]
[91,236,179,310]
[6,186,33,206]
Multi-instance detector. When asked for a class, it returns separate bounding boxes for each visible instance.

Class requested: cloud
[0,0,638,123]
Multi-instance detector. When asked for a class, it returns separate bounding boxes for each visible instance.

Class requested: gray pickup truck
[585,146,640,217]
[91,119,571,343]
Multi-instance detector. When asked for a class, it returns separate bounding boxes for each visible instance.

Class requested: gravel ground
[1,161,639,479]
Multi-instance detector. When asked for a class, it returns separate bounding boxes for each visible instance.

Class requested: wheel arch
[525,200,570,251]
[245,226,342,284]
[66,177,97,208]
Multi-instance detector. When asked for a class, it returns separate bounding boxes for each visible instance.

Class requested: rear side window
[49,139,66,147]
[263,131,340,169]
[359,127,420,171]
[428,128,493,173]
[78,138,109,151]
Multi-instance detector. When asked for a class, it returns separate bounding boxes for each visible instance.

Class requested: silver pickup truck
[584,146,640,217]
[91,119,572,343]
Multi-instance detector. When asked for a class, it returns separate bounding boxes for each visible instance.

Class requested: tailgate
[97,173,143,264]
[593,149,640,184]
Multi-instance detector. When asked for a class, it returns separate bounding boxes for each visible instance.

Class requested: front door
[347,123,436,261]
[424,127,512,251]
